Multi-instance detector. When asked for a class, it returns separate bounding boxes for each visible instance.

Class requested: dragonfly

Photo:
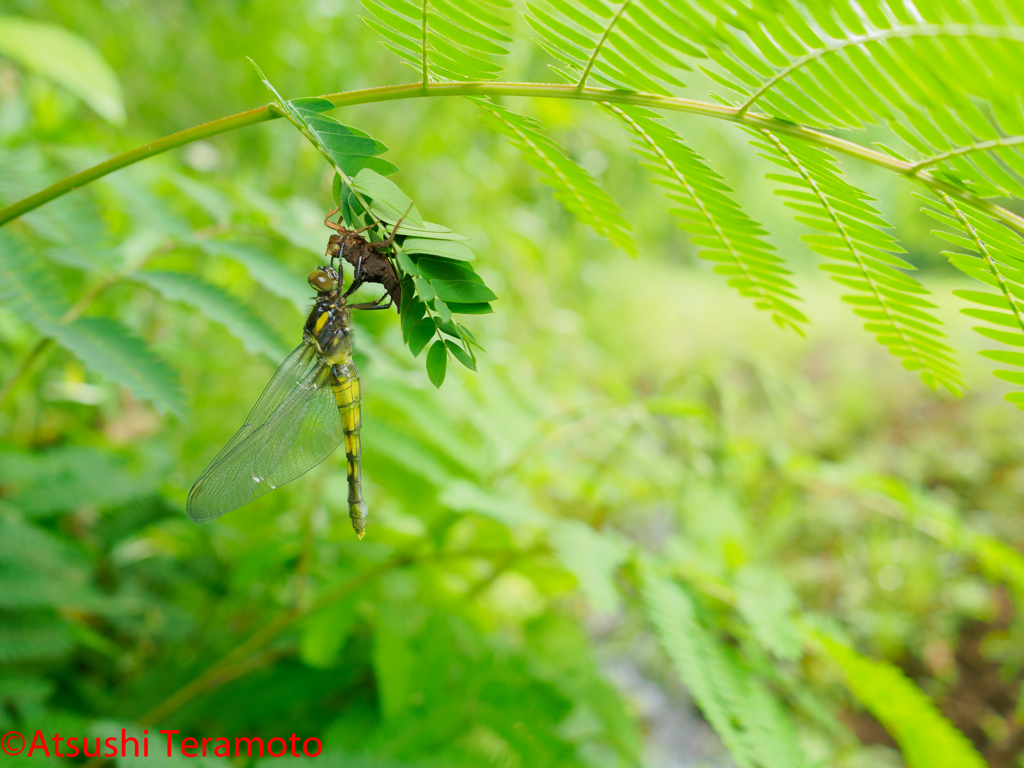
[187,206,414,536]
[186,261,369,537]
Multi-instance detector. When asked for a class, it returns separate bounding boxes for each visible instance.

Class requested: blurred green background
[2,2,1024,767]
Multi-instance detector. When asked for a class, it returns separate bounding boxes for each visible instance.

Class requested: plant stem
[0,106,272,226]
[0,338,52,410]
[2,81,1023,236]
[136,545,528,726]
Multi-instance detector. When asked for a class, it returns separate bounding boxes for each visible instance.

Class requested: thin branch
[908,135,1024,175]
[0,338,52,410]
[2,81,1024,239]
[736,24,1024,117]
[576,0,635,91]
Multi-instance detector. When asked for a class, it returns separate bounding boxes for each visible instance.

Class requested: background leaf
[48,317,186,417]
[818,637,988,768]
[132,271,289,362]
[0,16,125,124]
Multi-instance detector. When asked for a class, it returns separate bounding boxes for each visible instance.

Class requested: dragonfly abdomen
[332,362,367,539]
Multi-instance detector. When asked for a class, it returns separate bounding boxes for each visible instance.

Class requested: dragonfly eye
[308,269,337,293]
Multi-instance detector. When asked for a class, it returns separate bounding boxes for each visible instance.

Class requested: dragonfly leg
[350,291,393,311]
[341,250,366,299]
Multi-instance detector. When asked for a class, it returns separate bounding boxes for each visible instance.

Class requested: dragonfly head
[308,265,339,295]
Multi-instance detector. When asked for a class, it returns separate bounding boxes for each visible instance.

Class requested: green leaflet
[132,271,289,362]
[251,61,398,177]
[0,16,125,124]
[750,129,961,393]
[350,168,425,227]
[817,637,987,768]
[426,339,447,387]
[429,279,497,304]
[445,339,475,370]
[408,317,436,356]
[403,238,475,261]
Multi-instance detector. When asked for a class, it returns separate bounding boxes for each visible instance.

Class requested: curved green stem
[2,80,1023,238]
[0,105,273,226]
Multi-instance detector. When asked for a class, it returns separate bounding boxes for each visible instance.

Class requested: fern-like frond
[750,130,962,393]
[609,104,805,331]
[0,234,186,416]
[131,271,289,363]
[0,617,74,664]
[735,566,801,661]
[476,99,634,253]
[548,520,628,614]
[659,0,1024,204]
[524,0,695,93]
[48,318,187,417]
[921,193,1024,407]
[729,20,1024,123]
[690,2,1024,125]
[0,446,161,517]
[360,0,513,83]
[201,241,311,313]
[642,571,810,768]
[819,637,986,768]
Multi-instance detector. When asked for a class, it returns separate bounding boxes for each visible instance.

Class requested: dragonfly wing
[197,342,319,470]
[187,347,345,521]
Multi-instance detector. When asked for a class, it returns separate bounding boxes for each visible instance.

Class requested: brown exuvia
[324,204,411,312]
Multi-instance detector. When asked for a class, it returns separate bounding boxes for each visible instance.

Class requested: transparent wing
[187,343,345,522]
[198,342,319,468]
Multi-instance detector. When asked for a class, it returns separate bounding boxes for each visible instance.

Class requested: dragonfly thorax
[305,300,353,363]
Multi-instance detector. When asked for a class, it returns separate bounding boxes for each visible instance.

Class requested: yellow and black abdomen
[331,361,366,538]
[308,300,368,538]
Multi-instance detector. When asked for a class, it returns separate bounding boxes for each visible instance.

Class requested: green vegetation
[2,1,1024,767]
